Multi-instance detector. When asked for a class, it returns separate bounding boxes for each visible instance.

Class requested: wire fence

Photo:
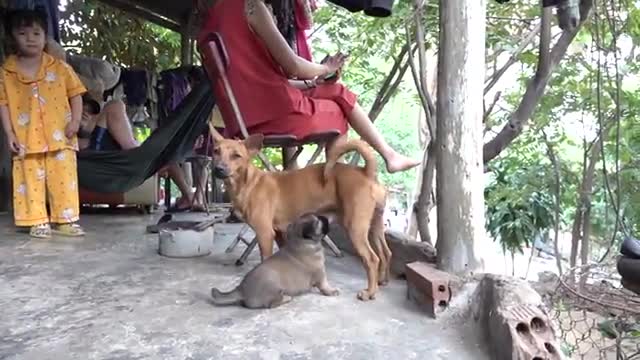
[536,262,640,359]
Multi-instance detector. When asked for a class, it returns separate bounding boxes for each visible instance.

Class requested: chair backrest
[198,32,230,78]
[198,32,251,139]
[199,32,277,172]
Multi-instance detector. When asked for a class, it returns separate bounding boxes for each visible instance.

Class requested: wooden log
[328,227,436,277]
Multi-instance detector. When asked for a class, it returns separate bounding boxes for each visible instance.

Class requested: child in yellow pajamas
[0,9,87,238]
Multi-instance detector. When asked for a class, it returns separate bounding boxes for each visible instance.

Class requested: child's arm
[60,61,88,139]
[0,74,20,153]
[0,105,19,153]
[65,95,83,139]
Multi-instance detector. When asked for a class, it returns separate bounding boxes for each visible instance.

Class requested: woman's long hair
[265,0,295,47]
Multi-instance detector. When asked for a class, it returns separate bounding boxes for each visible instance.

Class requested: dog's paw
[357,290,376,301]
[320,287,340,296]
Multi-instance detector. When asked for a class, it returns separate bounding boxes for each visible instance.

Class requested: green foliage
[485,135,555,254]
[60,0,181,71]
[485,0,640,257]
[311,4,423,191]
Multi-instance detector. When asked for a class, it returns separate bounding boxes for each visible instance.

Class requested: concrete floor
[0,212,488,360]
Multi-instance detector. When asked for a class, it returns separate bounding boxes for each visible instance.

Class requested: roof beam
[96,0,181,32]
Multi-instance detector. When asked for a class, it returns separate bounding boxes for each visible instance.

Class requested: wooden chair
[198,32,343,265]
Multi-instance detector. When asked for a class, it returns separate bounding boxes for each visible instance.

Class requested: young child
[0,9,87,238]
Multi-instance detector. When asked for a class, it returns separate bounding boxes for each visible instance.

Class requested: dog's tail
[324,139,377,181]
[210,287,243,306]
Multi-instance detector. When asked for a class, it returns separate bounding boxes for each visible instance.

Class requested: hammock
[77,81,215,193]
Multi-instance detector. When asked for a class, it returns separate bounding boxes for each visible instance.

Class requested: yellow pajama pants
[12,149,80,227]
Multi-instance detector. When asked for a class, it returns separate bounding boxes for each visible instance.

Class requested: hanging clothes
[326,0,365,13]
[364,0,394,17]
[158,70,191,126]
[326,0,395,17]
[7,0,60,42]
[120,68,148,107]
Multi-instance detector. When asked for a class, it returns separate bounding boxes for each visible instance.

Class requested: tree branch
[482,0,594,164]
[369,44,411,121]
[483,90,501,125]
[484,22,541,95]
[349,44,412,166]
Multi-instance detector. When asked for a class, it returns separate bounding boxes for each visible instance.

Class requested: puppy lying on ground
[210,214,339,309]
[210,129,391,301]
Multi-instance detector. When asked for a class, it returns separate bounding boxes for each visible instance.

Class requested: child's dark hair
[5,8,49,36]
[82,95,101,115]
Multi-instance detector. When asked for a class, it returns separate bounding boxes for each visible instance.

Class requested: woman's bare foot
[168,196,193,212]
[385,152,420,173]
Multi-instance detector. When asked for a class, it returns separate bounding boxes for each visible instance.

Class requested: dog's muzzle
[213,165,230,179]
[301,215,330,240]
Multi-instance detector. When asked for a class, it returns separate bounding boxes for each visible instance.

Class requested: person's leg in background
[46,149,84,236]
[190,161,209,212]
[165,162,204,212]
[12,154,51,238]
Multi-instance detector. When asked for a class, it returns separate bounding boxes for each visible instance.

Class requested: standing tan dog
[210,131,391,301]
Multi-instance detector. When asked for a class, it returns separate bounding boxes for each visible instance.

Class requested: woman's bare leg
[167,163,195,208]
[325,133,348,161]
[347,102,420,173]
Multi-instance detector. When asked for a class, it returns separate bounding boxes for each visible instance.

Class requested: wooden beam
[96,0,181,32]
[180,30,191,65]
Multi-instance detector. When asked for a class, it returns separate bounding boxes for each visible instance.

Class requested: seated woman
[79,95,206,212]
[194,0,419,173]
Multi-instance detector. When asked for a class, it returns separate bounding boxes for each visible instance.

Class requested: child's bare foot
[385,153,420,173]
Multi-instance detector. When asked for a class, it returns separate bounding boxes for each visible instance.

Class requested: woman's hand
[322,52,348,77]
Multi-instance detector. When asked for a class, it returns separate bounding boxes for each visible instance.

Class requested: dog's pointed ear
[244,134,264,155]
[317,215,330,235]
[208,122,224,142]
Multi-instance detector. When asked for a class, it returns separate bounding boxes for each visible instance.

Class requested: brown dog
[211,213,338,309]
[210,132,391,301]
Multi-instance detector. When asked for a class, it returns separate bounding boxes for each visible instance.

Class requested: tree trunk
[570,138,601,268]
[406,0,437,244]
[580,141,601,266]
[542,130,563,276]
[417,146,436,244]
[570,208,582,268]
[435,0,487,275]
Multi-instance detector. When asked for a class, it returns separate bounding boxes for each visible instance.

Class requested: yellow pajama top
[0,53,86,154]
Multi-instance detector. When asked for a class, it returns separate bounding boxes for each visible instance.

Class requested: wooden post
[0,126,10,213]
[435,0,488,275]
[180,30,192,65]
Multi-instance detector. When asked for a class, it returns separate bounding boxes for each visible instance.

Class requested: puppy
[210,128,391,301]
[210,214,339,309]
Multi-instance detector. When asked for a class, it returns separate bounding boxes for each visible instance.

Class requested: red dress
[197,0,355,139]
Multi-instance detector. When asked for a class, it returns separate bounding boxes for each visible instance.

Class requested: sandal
[53,223,85,237]
[30,223,52,238]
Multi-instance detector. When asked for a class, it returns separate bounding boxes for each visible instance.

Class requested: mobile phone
[323,71,338,81]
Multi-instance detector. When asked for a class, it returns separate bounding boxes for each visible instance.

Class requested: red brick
[405,261,455,318]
